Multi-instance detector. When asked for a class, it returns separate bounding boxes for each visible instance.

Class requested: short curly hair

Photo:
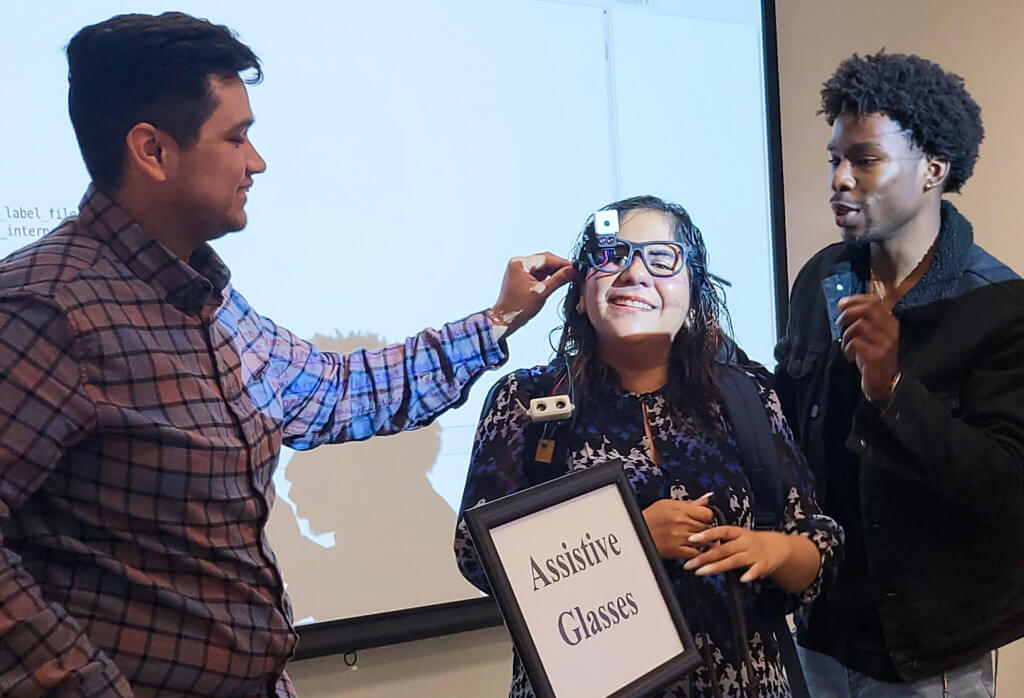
[820,51,983,193]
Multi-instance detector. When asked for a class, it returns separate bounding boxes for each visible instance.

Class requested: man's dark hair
[66,12,262,192]
[820,51,983,193]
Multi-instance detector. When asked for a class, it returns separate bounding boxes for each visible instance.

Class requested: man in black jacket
[776,51,1024,696]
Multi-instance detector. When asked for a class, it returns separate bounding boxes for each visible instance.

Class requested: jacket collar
[897,200,974,309]
[77,185,231,316]
[824,200,974,312]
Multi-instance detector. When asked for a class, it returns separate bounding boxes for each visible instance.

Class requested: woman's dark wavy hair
[556,196,730,430]
[820,51,983,193]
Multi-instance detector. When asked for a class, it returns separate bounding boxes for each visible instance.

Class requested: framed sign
[464,461,702,697]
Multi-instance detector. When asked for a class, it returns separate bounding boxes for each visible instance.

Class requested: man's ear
[124,123,174,184]
[924,156,951,192]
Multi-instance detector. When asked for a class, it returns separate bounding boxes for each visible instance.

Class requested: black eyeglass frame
[583,239,689,278]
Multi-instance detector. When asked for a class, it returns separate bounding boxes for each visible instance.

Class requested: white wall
[287,1,1024,694]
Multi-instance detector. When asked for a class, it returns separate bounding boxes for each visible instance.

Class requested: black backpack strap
[715,362,810,698]
[715,362,782,530]
[773,617,809,698]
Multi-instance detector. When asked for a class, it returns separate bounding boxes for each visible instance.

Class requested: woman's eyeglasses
[584,240,688,278]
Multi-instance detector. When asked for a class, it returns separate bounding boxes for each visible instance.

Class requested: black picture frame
[463,461,703,698]
[292,0,787,661]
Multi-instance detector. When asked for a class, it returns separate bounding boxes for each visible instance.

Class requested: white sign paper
[490,484,686,697]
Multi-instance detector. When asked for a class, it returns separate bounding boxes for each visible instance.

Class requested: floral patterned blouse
[455,362,842,698]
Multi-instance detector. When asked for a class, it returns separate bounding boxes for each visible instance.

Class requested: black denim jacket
[775,201,1024,681]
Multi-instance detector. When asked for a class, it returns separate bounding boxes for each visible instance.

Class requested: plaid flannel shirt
[0,186,506,696]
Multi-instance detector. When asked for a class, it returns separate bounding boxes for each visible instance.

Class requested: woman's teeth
[611,298,654,310]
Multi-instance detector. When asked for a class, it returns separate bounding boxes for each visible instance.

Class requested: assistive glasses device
[579,208,732,287]
[580,208,688,278]
[585,239,688,277]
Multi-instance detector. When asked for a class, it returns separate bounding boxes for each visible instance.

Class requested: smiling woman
[455,196,843,698]
[563,196,724,429]
[579,209,691,359]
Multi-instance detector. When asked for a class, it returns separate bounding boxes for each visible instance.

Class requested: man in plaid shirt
[0,12,574,697]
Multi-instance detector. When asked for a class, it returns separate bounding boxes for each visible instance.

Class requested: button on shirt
[0,187,507,697]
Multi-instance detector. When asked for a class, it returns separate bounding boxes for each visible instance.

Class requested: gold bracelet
[869,371,902,407]
[484,307,509,328]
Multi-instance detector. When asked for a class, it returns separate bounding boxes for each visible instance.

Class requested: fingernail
[697,492,713,500]
[740,573,753,583]
[683,559,697,570]
[688,534,703,543]
[694,567,710,576]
